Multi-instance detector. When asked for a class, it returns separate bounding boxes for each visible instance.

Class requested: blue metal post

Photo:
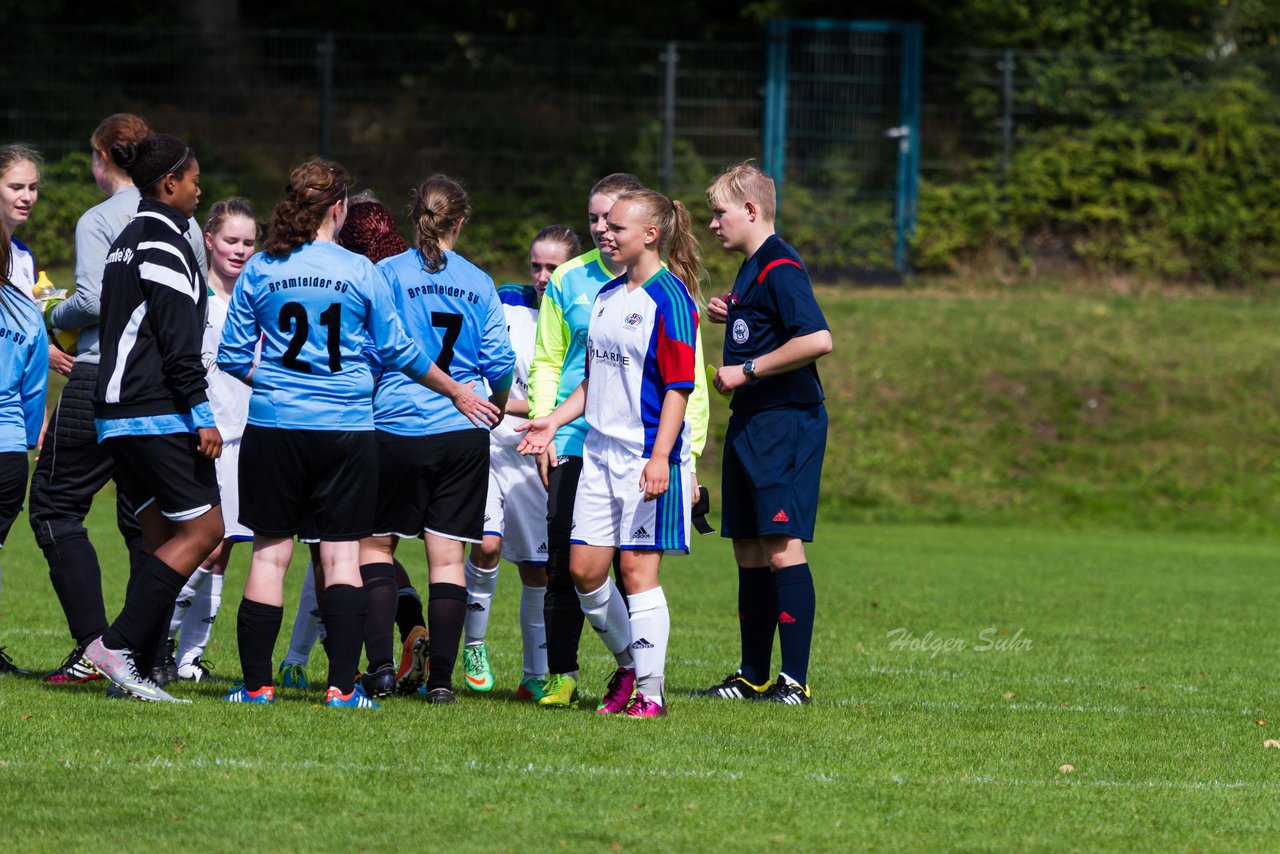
[762,19,790,213]
[894,24,923,273]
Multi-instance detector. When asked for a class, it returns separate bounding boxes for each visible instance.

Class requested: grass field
[5,286,1280,850]
[3,493,1280,850]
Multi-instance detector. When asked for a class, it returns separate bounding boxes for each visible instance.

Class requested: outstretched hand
[516,418,558,458]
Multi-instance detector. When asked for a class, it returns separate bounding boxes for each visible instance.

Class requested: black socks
[321,584,367,694]
[237,598,284,692]
[360,563,397,672]
[426,582,466,690]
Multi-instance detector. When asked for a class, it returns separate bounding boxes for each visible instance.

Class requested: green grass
[3,493,1280,850]
[695,287,1280,534]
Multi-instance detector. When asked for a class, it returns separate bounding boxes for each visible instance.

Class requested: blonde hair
[410,175,469,274]
[612,189,702,300]
[706,160,776,223]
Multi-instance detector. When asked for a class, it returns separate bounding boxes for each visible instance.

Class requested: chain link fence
[4,26,1279,279]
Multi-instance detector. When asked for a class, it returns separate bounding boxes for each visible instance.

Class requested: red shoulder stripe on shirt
[756,258,802,284]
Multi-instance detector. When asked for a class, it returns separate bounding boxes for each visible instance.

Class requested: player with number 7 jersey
[216,160,498,710]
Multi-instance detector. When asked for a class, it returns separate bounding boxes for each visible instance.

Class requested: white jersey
[584,270,698,463]
[202,289,252,442]
[8,237,36,294]
[490,283,539,447]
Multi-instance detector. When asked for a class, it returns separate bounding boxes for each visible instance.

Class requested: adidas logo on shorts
[630,637,655,649]
[631,526,650,539]
[537,542,547,553]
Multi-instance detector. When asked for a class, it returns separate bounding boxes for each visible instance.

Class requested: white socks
[520,583,547,677]
[627,586,669,705]
[176,571,224,668]
[169,566,211,640]
[282,562,322,667]
[464,559,499,646]
[577,578,634,666]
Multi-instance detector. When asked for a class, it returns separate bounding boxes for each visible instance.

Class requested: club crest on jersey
[732,318,750,344]
[624,312,643,327]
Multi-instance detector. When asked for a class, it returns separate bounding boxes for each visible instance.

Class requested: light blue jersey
[218,241,432,431]
[528,249,615,457]
[373,249,514,436]
[0,290,48,452]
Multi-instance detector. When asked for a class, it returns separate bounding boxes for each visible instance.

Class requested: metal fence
[4,25,1279,278]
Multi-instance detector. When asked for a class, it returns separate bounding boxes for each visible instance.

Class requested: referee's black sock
[426,582,467,690]
[737,565,775,685]
[360,563,397,672]
[321,584,367,695]
[237,598,283,692]
[773,563,816,686]
[101,554,185,655]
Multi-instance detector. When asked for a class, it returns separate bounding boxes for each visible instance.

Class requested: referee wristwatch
[742,359,759,383]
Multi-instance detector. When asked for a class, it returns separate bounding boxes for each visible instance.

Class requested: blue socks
[737,565,775,684]
[773,563,815,686]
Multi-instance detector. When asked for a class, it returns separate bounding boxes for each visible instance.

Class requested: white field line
[2,756,1277,793]
[841,697,1254,717]
[867,663,1235,696]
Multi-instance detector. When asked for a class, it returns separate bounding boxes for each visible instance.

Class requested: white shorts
[483,443,549,565]
[571,430,690,554]
[216,437,252,541]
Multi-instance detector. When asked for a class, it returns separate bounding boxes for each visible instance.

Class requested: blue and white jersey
[584,269,698,462]
[0,288,48,452]
[7,238,36,294]
[490,283,538,447]
[373,249,515,437]
[218,241,432,431]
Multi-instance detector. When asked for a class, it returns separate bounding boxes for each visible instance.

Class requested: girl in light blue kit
[218,159,498,709]
[0,221,48,676]
[359,175,515,704]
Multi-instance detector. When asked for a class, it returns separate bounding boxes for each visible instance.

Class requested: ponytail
[613,189,703,302]
[409,175,469,274]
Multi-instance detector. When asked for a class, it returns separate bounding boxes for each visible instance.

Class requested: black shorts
[0,451,29,547]
[721,404,827,542]
[102,433,220,523]
[374,428,489,542]
[240,425,376,541]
